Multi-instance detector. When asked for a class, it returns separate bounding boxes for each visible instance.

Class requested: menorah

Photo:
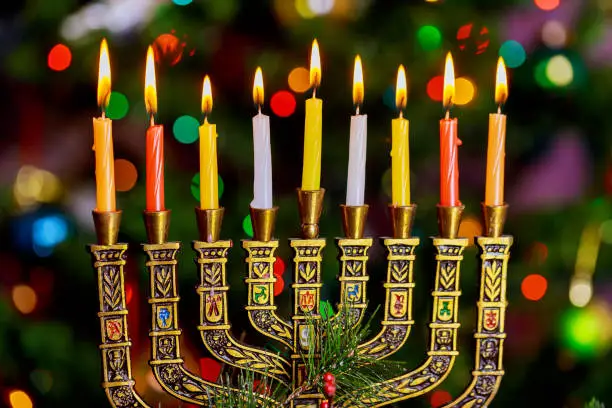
[88,186,512,407]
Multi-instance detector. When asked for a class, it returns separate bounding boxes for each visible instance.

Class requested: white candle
[251,113,273,208]
[346,114,367,205]
[251,67,273,209]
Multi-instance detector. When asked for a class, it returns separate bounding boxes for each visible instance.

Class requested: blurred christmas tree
[1,0,612,406]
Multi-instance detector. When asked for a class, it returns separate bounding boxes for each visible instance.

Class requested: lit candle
[346,55,367,206]
[93,39,116,212]
[251,67,273,209]
[391,65,410,206]
[439,52,461,206]
[144,46,165,212]
[302,40,323,191]
[199,75,219,209]
[485,57,508,206]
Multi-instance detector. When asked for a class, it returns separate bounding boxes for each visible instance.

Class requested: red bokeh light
[270,91,296,117]
[274,276,285,296]
[521,274,548,301]
[199,357,222,382]
[426,75,444,101]
[273,256,285,277]
[534,0,560,11]
[457,23,490,54]
[125,283,133,305]
[153,33,184,66]
[430,390,452,407]
[48,44,72,71]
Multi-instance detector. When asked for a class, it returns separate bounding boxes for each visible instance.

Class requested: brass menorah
[88,187,512,407]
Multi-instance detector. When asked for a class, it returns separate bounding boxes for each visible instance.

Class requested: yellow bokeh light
[12,285,37,314]
[569,277,592,308]
[458,215,483,246]
[14,165,62,207]
[288,67,310,93]
[9,390,33,408]
[454,77,476,106]
[546,55,573,86]
[295,0,315,18]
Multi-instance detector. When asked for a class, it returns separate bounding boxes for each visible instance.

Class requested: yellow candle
[93,39,116,212]
[199,75,219,209]
[302,39,323,191]
[485,58,508,206]
[391,65,410,206]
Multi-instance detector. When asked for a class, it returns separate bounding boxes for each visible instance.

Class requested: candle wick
[312,87,317,99]
[204,115,209,124]
[101,110,106,120]
[258,105,262,115]
[497,104,502,115]
[398,110,403,119]
[445,110,450,120]
[149,114,155,127]
[356,105,360,115]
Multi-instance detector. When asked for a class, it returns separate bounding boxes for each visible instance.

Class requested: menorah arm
[338,237,468,407]
[90,243,151,408]
[194,240,290,384]
[357,237,419,360]
[242,240,294,349]
[443,236,513,408]
[331,237,373,327]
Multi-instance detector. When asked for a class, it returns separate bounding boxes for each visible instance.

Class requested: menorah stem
[142,211,275,405]
[90,210,151,408]
[443,204,511,408]
[243,239,294,349]
[195,239,290,383]
[357,236,419,360]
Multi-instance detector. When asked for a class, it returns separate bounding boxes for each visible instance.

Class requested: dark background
[0,0,611,406]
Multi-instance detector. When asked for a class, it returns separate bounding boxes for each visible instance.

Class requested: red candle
[440,52,461,207]
[144,46,165,211]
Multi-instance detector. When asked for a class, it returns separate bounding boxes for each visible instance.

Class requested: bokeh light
[191,173,224,202]
[527,241,549,265]
[381,167,392,198]
[546,54,573,86]
[569,278,592,307]
[426,75,444,101]
[274,275,285,296]
[125,283,134,305]
[173,115,200,144]
[273,256,286,277]
[30,369,53,394]
[417,25,442,51]
[534,0,560,11]
[270,91,296,117]
[173,0,193,5]
[382,85,395,110]
[454,77,476,105]
[534,58,554,88]
[600,219,612,244]
[32,215,68,250]
[114,159,138,192]
[14,165,62,207]
[499,40,526,68]
[288,67,310,93]
[48,44,72,71]
[458,215,482,246]
[199,357,222,382]
[243,214,254,237]
[295,0,315,18]
[8,390,33,408]
[560,304,612,359]
[12,285,37,314]
[521,274,548,301]
[153,33,184,66]
[106,92,129,120]
[307,0,334,15]
[430,389,453,407]
[542,20,567,48]
[456,23,490,54]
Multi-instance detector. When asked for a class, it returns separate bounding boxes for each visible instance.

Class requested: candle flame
[395,64,407,111]
[253,67,264,107]
[495,57,508,105]
[353,55,364,107]
[202,75,213,115]
[97,39,111,109]
[443,52,455,110]
[310,39,321,89]
[144,45,157,115]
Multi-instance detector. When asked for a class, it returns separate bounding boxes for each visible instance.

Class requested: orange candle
[440,52,461,207]
[144,46,165,211]
[93,39,116,212]
[485,57,508,206]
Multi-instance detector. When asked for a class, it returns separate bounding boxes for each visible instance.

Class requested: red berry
[320,401,330,408]
[323,372,335,384]
[323,383,337,398]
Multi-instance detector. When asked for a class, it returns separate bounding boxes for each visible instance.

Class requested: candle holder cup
[88,193,513,407]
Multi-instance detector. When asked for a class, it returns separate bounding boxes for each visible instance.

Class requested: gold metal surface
[389,204,416,239]
[195,207,224,243]
[250,206,278,242]
[93,210,122,245]
[143,210,170,244]
[297,188,325,239]
[437,205,464,239]
[482,203,508,238]
[340,204,368,239]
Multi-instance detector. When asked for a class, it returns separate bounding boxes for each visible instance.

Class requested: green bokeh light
[106,92,129,120]
[560,307,606,359]
[172,0,192,5]
[499,40,526,68]
[534,58,554,88]
[243,214,254,237]
[173,115,200,144]
[417,25,442,51]
[190,173,224,201]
